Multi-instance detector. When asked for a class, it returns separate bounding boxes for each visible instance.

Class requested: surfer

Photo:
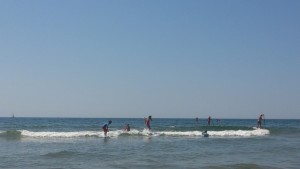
[202,130,209,137]
[123,124,130,131]
[208,116,211,126]
[144,116,152,130]
[257,114,264,128]
[102,120,112,137]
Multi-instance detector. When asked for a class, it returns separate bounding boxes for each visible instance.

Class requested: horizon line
[0,116,299,120]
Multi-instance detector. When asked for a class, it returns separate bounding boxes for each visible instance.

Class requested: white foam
[17,128,270,138]
[156,131,203,136]
[107,130,123,137]
[128,129,142,135]
[208,128,270,137]
[20,130,101,138]
[120,129,157,136]
[151,129,269,137]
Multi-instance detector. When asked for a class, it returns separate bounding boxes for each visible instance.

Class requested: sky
[0,0,299,119]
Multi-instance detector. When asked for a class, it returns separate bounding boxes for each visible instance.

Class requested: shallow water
[1,118,299,169]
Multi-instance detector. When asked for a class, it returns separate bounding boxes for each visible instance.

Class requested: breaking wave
[0,128,269,138]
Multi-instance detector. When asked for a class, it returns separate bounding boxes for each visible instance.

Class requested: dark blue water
[1,118,299,169]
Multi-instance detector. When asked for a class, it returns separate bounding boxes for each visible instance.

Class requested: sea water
[0,118,299,169]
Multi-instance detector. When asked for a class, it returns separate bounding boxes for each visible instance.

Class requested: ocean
[0,117,299,169]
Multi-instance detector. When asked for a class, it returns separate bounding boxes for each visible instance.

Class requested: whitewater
[0,128,269,138]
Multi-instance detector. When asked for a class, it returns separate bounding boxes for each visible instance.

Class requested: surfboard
[202,133,209,137]
[143,128,153,136]
[202,131,209,137]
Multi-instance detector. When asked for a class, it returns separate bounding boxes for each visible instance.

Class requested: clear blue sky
[1,0,299,118]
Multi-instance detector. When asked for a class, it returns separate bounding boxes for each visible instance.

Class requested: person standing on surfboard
[102,120,112,137]
[257,114,264,128]
[145,116,152,130]
[208,116,211,126]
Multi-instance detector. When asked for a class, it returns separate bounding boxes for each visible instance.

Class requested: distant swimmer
[144,116,152,130]
[196,117,199,123]
[208,116,211,126]
[257,114,264,128]
[123,124,130,131]
[102,120,112,137]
